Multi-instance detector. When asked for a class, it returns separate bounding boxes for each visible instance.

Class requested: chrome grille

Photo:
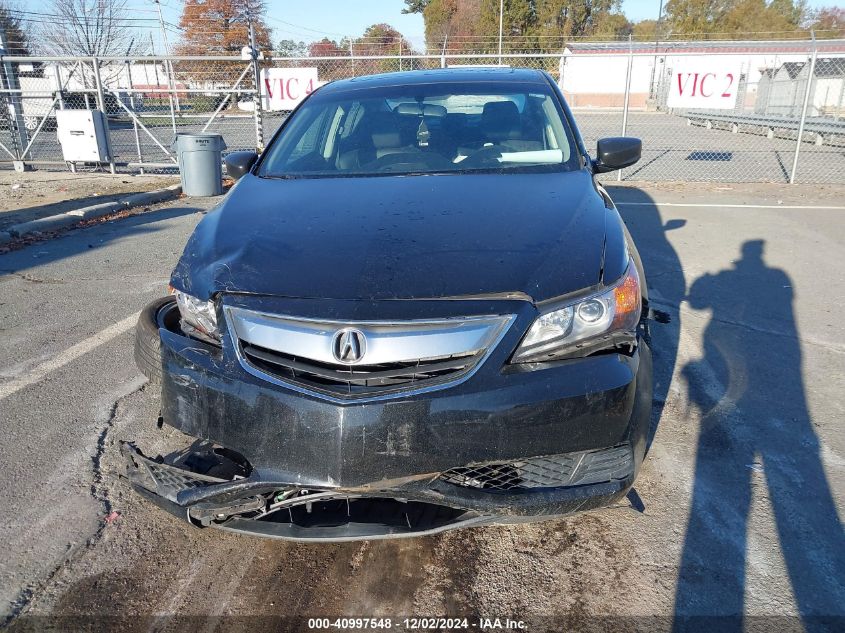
[224,306,514,401]
[439,445,633,491]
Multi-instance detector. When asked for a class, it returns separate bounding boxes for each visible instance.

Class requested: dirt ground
[0,170,179,231]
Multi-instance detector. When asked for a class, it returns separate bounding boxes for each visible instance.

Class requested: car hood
[171,169,608,303]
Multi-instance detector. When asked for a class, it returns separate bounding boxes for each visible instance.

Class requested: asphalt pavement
[0,181,843,632]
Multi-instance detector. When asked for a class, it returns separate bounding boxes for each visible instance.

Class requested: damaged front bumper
[124,295,652,540]
[122,436,640,541]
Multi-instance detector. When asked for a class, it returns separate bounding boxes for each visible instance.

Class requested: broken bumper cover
[123,440,638,541]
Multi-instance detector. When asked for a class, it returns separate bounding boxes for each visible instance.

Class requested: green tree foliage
[418,0,625,52]
[354,23,414,54]
[411,0,837,49]
[632,18,659,41]
[402,0,431,13]
[662,0,808,37]
[277,39,307,56]
[354,23,416,72]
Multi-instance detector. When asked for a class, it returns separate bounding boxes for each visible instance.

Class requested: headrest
[481,100,520,140]
[368,112,402,149]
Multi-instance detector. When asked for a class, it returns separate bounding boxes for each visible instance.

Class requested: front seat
[481,101,542,152]
[481,100,521,144]
[369,112,412,159]
[337,112,409,170]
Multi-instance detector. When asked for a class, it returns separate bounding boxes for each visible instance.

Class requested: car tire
[134,296,176,385]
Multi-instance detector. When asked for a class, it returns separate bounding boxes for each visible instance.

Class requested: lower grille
[242,342,482,398]
[125,448,227,502]
[439,445,633,491]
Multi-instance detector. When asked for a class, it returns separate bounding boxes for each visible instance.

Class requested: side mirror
[224,151,258,181]
[593,137,641,173]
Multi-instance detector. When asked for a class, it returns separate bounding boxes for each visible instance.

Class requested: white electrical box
[56,109,112,163]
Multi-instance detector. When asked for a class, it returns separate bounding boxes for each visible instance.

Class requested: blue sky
[45,0,835,53]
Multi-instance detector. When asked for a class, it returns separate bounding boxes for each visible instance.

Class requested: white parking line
[616,202,845,210]
[0,312,139,402]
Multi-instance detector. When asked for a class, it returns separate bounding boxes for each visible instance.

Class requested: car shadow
[671,239,845,631]
[607,184,685,451]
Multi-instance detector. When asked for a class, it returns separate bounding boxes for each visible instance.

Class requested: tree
[769,0,806,26]
[416,0,625,53]
[533,0,621,41]
[0,1,31,55]
[308,37,345,57]
[308,38,346,79]
[663,0,807,37]
[39,0,147,57]
[354,23,413,55]
[176,0,272,84]
[662,0,724,36]
[354,23,415,73]
[402,0,431,13]
[719,0,801,37]
[176,0,272,56]
[591,12,632,39]
[402,0,431,14]
[632,18,660,41]
[277,39,307,57]
[809,6,845,37]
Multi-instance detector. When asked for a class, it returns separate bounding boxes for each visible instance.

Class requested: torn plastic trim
[121,442,489,541]
[122,441,449,508]
[122,438,635,526]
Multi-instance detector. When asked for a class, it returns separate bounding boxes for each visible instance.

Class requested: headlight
[512,263,641,363]
[173,290,220,341]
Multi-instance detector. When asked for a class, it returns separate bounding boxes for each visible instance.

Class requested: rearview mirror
[224,151,259,181]
[593,137,642,173]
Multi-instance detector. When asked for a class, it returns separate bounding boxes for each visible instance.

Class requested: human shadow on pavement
[673,240,845,632]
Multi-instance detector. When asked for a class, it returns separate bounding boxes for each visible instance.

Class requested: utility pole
[246,1,264,150]
[153,0,180,111]
[498,0,504,65]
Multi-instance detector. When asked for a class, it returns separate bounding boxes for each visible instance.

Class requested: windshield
[258,80,580,177]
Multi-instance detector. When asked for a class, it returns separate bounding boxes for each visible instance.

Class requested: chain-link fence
[1,38,843,184]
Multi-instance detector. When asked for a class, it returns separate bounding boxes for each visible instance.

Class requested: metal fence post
[0,30,29,166]
[248,59,264,151]
[246,3,264,151]
[790,32,817,184]
[252,54,264,151]
[618,35,634,182]
[92,56,116,174]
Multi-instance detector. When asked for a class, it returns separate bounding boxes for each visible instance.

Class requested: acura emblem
[332,328,366,364]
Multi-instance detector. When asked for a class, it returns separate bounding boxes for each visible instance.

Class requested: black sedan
[127,67,652,541]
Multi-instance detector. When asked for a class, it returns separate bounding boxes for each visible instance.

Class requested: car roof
[318,67,548,95]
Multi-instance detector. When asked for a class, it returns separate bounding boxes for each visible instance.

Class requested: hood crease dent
[171,170,606,304]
